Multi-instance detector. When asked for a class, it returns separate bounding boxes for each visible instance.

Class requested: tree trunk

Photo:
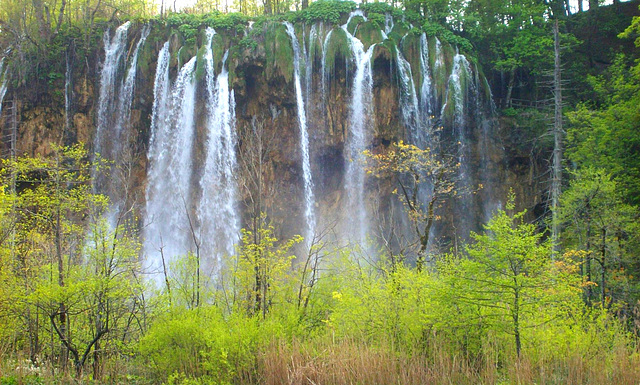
[551,20,563,257]
[585,210,592,305]
[32,0,51,42]
[504,69,515,109]
[513,288,521,358]
[601,228,606,307]
[589,0,599,10]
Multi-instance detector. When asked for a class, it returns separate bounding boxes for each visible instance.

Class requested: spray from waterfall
[284,21,317,246]
[198,27,240,270]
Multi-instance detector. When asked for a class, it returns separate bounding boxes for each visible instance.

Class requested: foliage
[558,168,639,308]
[566,54,640,205]
[231,224,301,318]
[295,0,357,24]
[450,200,579,357]
[364,141,456,264]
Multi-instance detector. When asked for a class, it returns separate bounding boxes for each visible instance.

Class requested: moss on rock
[355,21,383,51]
[324,28,352,75]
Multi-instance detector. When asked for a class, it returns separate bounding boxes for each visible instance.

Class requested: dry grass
[255,338,483,385]
[249,337,640,385]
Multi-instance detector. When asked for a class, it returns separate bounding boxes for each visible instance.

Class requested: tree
[364,141,456,268]
[566,54,640,206]
[551,19,563,255]
[7,144,142,377]
[447,199,577,357]
[558,168,638,308]
[232,224,301,318]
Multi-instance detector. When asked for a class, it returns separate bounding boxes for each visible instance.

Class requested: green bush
[296,0,357,25]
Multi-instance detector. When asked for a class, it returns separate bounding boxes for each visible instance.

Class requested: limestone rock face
[7,18,547,262]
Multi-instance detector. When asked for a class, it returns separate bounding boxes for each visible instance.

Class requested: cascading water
[419,33,434,123]
[284,21,317,245]
[342,11,376,244]
[113,25,150,154]
[198,27,240,270]
[144,53,198,277]
[0,58,7,117]
[472,64,500,222]
[395,39,422,145]
[320,29,333,103]
[95,22,149,224]
[442,53,472,177]
[65,52,73,134]
[94,21,131,162]
[433,37,445,108]
[441,52,475,237]
[304,24,318,105]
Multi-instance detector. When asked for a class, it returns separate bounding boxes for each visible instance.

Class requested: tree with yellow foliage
[364,141,455,269]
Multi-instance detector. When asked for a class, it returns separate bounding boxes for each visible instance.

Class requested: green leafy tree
[558,168,639,308]
[445,200,578,357]
[566,55,640,205]
[231,223,301,318]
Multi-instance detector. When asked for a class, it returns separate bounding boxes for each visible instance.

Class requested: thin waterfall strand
[284,21,317,245]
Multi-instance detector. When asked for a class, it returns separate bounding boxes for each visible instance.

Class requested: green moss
[212,33,225,73]
[138,28,156,77]
[195,45,206,82]
[391,21,410,38]
[346,15,364,35]
[355,21,383,51]
[264,22,294,83]
[324,28,352,75]
[373,40,394,62]
[399,32,421,91]
[179,41,197,68]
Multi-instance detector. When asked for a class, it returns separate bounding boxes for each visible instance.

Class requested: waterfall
[144,53,198,277]
[442,53,472,175]
[395,39,422,145]
[284,21,317,245]
[65,52,73,134]
[113,25,150,154]
[198,27,240,269]
[473,63,499,222]
[304,24,318,109]
[382,14,422,144]
[441,52,474,237]
[320,29,333,103]
[342,11,376,243]
[433,37,445,107]
[94,22,149,223]
[0,58,7,117]
[419,33,434,121]
[95,21,131,161]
